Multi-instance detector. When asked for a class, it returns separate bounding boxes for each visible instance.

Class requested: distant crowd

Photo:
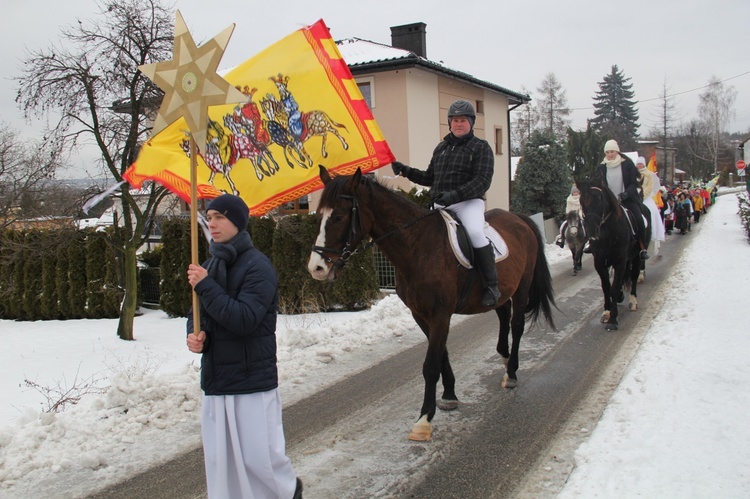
[658,183,716,237]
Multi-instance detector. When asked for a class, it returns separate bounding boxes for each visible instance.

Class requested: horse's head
[308,166,371,281]
[577,178,619,241]
[566,210,581,236]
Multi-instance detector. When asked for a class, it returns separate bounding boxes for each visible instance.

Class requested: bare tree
[15,0,175,340]
[510,86,538,155]
[646,77,681,146]
[0,123,63,229]
[535,73,571,143]
[697,75,737,172]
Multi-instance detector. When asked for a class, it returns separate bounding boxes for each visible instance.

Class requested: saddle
[439,210,509,269]
[621,205,649,236]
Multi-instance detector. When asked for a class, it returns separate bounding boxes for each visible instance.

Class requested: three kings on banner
[125,19,395,215]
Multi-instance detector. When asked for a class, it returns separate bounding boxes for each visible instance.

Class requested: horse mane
[577,177,622,217]
[318,172,429,217]
[565,210,580,223]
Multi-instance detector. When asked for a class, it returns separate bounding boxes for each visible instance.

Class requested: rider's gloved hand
[618,191,629,201]
[431,190,460,207]
[391,161,410,177]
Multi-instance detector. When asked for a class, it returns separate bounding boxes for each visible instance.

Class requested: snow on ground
[1,189,749,497]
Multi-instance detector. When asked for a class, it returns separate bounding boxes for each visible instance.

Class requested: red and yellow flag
[647,151,658,173]
[124,19,394,215]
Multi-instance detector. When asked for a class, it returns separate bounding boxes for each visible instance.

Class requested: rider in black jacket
[594,140,650,260]
[391,99,500,307]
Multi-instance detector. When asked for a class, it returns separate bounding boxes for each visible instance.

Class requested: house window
[494,126,503,155]
[279,195,310,215]
[357,77,375,109]
[475,100,484,115]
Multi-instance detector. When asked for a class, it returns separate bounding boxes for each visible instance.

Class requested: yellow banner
[125,19,394,215]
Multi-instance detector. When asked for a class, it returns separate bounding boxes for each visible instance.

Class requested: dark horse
[307,167,556,441]
[577,178,650,330]
[564,210,587,275]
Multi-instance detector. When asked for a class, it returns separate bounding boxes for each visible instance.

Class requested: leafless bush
[21,364,107,413]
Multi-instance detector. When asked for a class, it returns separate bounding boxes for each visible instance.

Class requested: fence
[140,267,161,306]
[373,247,396,290]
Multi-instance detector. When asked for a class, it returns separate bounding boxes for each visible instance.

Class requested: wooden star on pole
[139,10,246,152]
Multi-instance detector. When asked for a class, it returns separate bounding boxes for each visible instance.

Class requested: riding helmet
[448,99,476,128]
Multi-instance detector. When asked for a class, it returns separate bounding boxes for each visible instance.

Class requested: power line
[564,70,750,112]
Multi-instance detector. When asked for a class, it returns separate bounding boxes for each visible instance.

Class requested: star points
[139,10,246,152]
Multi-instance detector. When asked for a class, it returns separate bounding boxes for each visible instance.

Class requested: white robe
[202,389,297,499]
[641,170,665,243]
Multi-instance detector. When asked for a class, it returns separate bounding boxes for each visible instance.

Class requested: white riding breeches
[435,198,488,247]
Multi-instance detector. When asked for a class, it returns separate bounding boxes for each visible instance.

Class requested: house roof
[336,38,530,107]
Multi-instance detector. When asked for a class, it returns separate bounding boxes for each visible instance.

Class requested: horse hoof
[408,415,432,441]
[605,322,619,331]
[502,373,517,389]
[601,311,610,323]
[628,297,638,311]
[437,398,458,411]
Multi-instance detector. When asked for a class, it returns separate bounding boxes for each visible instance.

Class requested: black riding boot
[556,222,567,248]
[639,237,650,260]
[474,244,501,307]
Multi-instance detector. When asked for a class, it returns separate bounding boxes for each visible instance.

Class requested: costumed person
[555,185,582,248]
[636,156,665,254]
[186,194,303,499]
[692,189,704,222]
[391,99,500,307]
[674,192,691,234]
[594,140,651,260]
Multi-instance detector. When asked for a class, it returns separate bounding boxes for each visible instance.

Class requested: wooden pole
[189,135,201,336]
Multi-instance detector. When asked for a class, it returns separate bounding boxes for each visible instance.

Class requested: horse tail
[517,213,557,330]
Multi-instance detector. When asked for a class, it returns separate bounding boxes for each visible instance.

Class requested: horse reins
[311,191,439,269]
[582,186,611,236]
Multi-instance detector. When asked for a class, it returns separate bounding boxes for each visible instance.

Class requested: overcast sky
[2,0,748,177]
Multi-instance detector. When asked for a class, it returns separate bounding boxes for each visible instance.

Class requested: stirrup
[555,237,565,248]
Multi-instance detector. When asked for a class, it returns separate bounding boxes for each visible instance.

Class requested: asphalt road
[91,223,693,498]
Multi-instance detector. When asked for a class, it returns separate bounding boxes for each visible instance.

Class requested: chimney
[390,22,427,58]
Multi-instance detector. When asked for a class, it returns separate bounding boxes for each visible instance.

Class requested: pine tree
[567,123,606,180]
[511,130,571,222]
[590,65,640,151]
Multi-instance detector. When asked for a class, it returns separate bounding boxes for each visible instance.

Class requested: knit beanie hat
[636,156,647,168]
[604,139,620,152]
[206,194,249,230]
[571,186,579,194]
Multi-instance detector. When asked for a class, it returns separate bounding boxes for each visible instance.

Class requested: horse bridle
[310,190,439,269]
[582,186,611,237]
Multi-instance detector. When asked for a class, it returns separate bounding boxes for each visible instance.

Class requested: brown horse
[307,167,556,441]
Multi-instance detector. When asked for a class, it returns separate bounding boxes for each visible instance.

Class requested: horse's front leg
[628,256,641,311]
[606,263,627,330]
[409,316,450,442]
[594,259,613,325]
[412,314,456,411]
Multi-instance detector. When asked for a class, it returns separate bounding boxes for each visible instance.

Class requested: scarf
[206,231,253,290]
[601,155,624,196]
[604,155,624,169]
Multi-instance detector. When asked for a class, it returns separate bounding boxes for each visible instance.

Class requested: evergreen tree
[511,130,571,222]
[590,65,640,151]
[567,123,606,181]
